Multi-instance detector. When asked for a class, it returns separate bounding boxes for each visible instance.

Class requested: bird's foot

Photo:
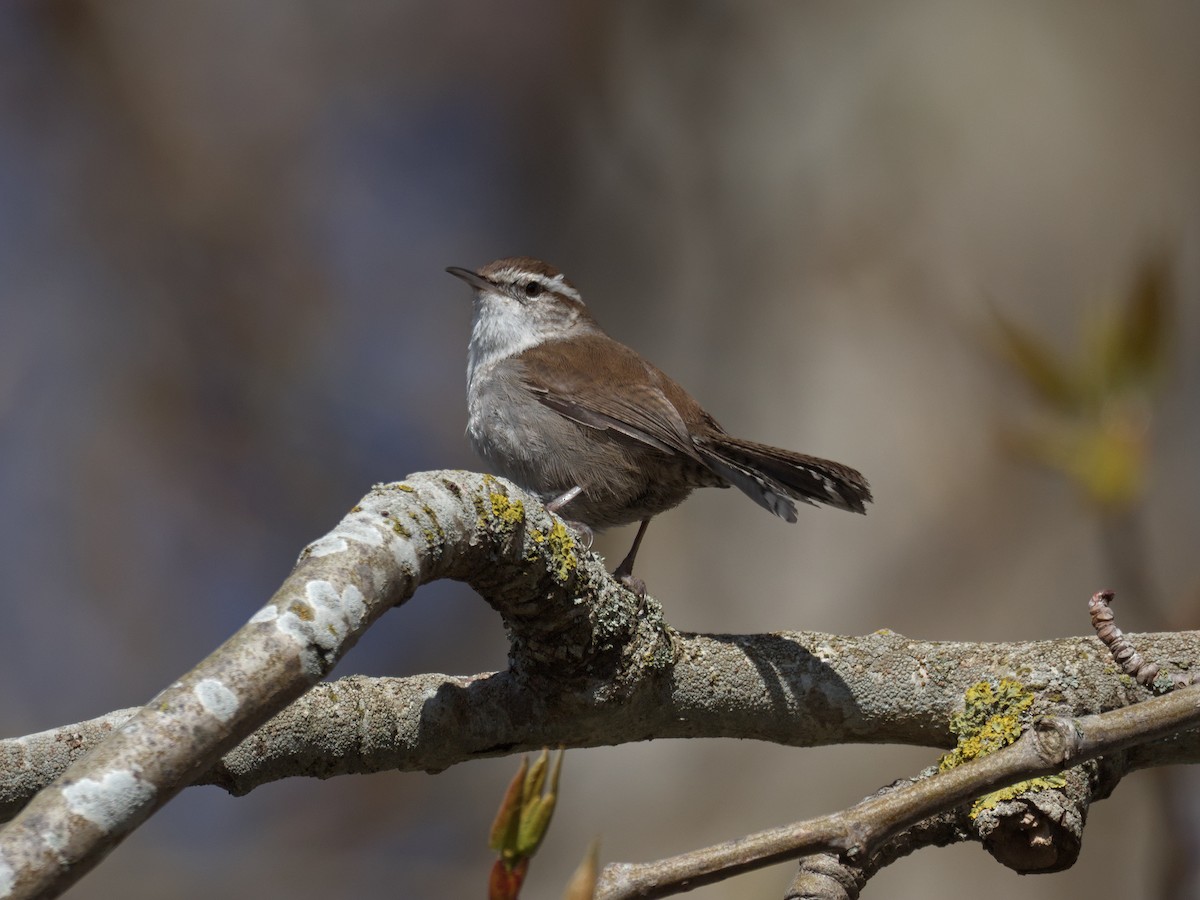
[616,571,647,602]
[545,486,593,548]
[612,555,647,602]
[559,519,594,550]
[612,517,651,604]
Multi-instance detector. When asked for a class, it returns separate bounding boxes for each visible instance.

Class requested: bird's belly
[467,377,711,530]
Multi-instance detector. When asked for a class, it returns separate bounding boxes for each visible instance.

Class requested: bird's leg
[546,486,582,513]
[612,518,651,599]
[545,486,593,548]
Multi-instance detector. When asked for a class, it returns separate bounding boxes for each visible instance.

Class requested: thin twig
[595,683,1200,898]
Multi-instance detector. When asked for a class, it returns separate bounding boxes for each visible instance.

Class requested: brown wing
[516,335,710,462]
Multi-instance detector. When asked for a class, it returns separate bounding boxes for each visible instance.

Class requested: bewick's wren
[447,257,871,594]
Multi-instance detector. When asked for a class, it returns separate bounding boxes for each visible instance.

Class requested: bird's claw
[552,518,593,550]
[617,572,647,602]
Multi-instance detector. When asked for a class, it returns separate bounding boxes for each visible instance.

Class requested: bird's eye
[524,281,543,298]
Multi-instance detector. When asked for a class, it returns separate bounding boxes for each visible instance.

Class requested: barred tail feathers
[694,434,871,521]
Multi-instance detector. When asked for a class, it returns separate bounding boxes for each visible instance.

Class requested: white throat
[466,290,586,387]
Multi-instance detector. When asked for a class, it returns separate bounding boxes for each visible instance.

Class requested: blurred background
[1,2,1198,897]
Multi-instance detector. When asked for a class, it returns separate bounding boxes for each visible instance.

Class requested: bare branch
[594,683,1200,898]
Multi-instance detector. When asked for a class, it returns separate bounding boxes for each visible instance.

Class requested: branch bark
[0,470,635,898]
[594,683,1200,898]
[0,470,1196,898]
[4,627,1200,822]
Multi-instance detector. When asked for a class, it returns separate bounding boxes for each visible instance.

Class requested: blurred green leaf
[991,307,1081,413]
[1084,256,1169,402]
[1001,406,1148,510]
[1115,255,1169,388]
[993,254,1170,513]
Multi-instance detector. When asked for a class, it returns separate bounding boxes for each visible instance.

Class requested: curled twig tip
[1088,590,1174,688]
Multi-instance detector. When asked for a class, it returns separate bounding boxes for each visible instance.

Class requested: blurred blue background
[1,2,1198,898]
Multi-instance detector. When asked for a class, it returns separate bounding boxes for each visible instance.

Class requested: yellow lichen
[479,490,526,538]
[939,678,1063,818]
[421,503,445,543]
[491,493,526,524]
[526,520,577,584]
[940,678,1033,769]
[970,775,1068,818]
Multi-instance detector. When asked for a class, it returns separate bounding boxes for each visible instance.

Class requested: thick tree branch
[4,627,1200,823]
[0,471,650,898]
[0,470,1196,899]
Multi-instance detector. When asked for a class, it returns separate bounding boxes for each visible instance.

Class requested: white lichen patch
[306,514,388,560]
[304,580,367,640]
[367,564,390,595]
[41,824,66,858]
[275,580,368,678]
[0,855,14,897]
[62,770,155,831]
[343,516,387,546]
[194,678,239,723]
[390,534,420,573]
[302,534,347,558]
[249,605,279,624]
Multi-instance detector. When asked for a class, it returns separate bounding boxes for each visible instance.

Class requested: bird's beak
[445,266,493,293]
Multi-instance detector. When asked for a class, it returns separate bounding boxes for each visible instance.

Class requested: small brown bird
[448,257,871,594]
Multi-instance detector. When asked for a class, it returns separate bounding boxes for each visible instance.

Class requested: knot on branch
[786,852,861,900]
[1032,717,1080,765]
[936,679,1091,874]
[977,797,1083,873]
[973,761,1095,874]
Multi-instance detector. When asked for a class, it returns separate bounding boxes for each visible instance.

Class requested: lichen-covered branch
[0,470,1197,899]
[0,471,655,899]
[5,626,1200,823]
[595,682,1200,898]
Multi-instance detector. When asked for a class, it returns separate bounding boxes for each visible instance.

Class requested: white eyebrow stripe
[498,268,582,303]
[541,273,580,301]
